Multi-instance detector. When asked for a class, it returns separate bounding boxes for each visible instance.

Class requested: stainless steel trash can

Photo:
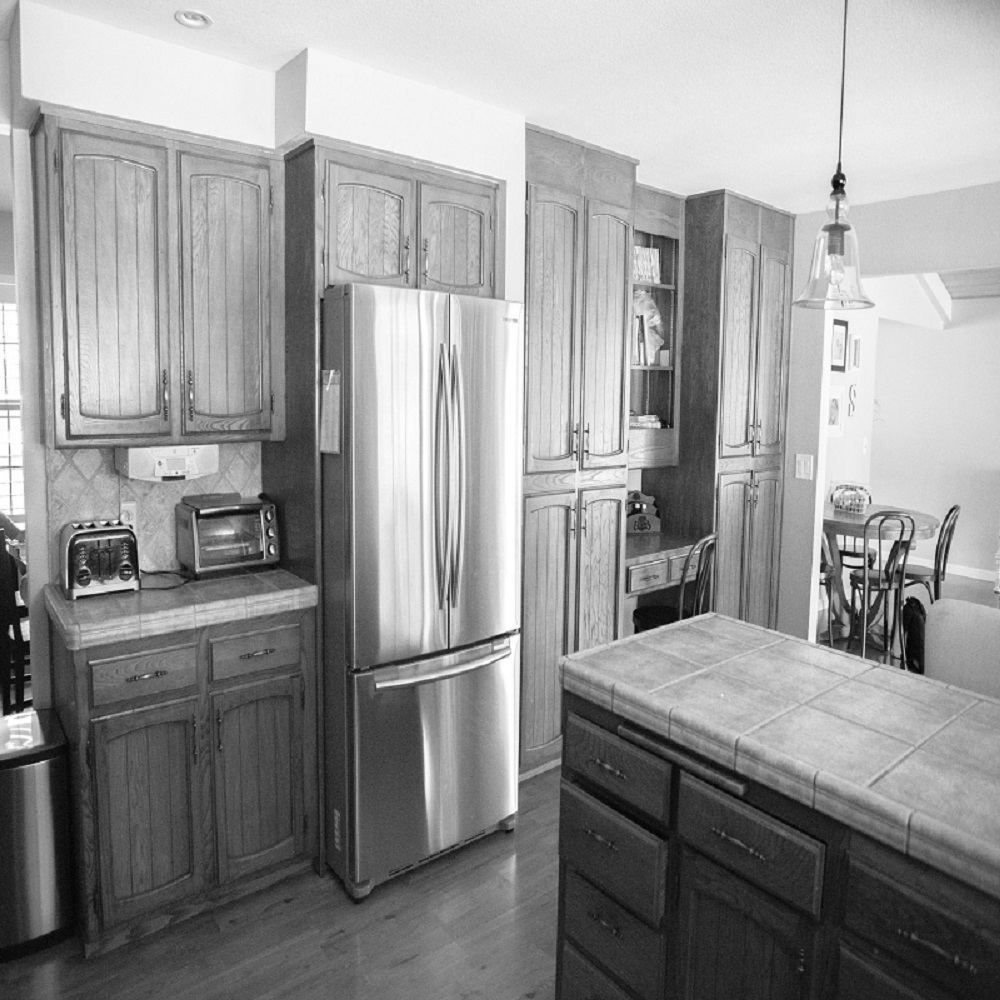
[0,709,74,958]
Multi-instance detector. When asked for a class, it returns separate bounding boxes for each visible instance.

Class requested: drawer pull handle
[586,909,621,939]
[126,670,168,683]
[895,928,978,975]
[583,827,618,852]
[239,647,276,660]
[589,756,627,781]
[711,826,767,862]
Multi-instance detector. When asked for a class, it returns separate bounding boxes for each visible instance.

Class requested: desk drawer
[210,624,300,681]
[563,713,671,824]
[626,551,688,595]
[563,868,665,1000]
[90,644,196,707]
[560,780,667,924]
[678,772,825,918]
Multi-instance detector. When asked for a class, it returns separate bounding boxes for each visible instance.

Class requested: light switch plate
[794,454,814,480]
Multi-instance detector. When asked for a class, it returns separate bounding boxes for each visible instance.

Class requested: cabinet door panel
[577,488,625,650]
[746,468,782,629]
[213,675,302,884]
[180,152,273,434]
[325,162,415,286]
[521,492,577,764]
[719,236,759,459]
[93,699,203,927]
[581,201,630,469]
[755,248,790,457]
[419,182,494,296]
[716,472,751,620]
[524,185,584,474]
[60,130,171,439]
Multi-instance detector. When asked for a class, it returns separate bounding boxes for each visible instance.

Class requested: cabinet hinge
[489,213,494,231]
[60,393,68,420]
[525,199,530,217]
[300,684,305,711]
[270,392,275,414]
[320,248,325,271]
[54,149,61,174]
[269,185,274,214]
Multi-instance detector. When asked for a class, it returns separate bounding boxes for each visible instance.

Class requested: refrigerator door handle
[434,342,451,610]
[373,646,512,691]
[450,343,466,609]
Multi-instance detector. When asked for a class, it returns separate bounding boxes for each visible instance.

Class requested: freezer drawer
[344,634,520,897]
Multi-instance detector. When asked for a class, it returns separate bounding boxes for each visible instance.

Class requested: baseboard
[906,557,995,582]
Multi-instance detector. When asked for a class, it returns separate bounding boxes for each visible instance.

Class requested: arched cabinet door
[419,182,495,297]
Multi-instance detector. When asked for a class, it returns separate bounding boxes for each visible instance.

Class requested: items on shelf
[632,245,661,283]
[626,490,661,534]
[633,289,664,366]
[630,413,662,429]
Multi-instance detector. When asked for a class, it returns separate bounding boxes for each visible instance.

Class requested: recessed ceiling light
[174,9,212,29]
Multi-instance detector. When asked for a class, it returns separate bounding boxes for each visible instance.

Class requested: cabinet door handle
[583,422,591,458]
[423,237,429,281]
[192,716,198,762]
[711,825,767,862]
[895,928,979,975]
[589,756,628,781]
[216,709,223,752]
[586,909,622,939]
[126,669,168,683]
[239,647,276,660]
[583,826,618,852]
[162,369,169,421]
[187,370,195,421]
[571,422,580,461]
[404,236,411,284]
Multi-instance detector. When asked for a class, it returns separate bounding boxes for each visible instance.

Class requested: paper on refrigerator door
[320,370,341,454]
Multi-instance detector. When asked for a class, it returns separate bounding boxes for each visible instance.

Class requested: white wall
[870,298,1000,578]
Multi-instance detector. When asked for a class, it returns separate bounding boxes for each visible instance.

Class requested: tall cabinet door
[718,236,759,459]
[521,492,578,768]
[745,467,783,629]
[419,182,495,297]
[754,248,791,458]
[92,699,204,928]
[212,676,303,885]
[577,487,626,651]
[524,185,585,475]
[324,161,416,287]
[57,128,172,440]
[716,471,752,620]
[180,152,275,435]
[581,201,631,469]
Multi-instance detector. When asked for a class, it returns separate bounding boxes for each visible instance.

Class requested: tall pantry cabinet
[646,190,792,629]
[520,128,634,773]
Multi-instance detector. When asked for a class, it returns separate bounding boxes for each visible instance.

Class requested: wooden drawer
[559,941,633,1000]
[836,941,957,1000]
[563,867,665,1000]
[563,713,671,824]
[210,624,300,681]
[90,643,197,707]
[845,840,1000,1000]
[559,780,667,925]
[625,551,688,595]
[678,772,825,918]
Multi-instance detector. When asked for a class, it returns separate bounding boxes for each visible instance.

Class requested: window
[0,303,23,527]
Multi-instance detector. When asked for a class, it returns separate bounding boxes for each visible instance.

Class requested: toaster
[60,520,140,599]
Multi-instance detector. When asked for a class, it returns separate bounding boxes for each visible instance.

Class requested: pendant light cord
[837,0,849,174]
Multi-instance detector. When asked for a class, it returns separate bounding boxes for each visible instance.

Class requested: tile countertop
[44,569,318,650]
[561,613,1000,900]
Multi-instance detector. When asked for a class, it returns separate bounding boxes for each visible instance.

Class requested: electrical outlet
[120,500,138,530]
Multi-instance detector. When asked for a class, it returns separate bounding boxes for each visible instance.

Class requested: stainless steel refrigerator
[321,283,523,899]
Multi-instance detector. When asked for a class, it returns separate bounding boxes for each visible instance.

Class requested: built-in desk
[622,533,695,636]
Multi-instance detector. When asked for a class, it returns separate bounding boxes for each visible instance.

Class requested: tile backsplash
[47,443,262,578]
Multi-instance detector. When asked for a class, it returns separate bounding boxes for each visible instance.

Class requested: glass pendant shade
[795,189,874,309]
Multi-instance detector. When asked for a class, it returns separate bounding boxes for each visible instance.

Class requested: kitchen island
[45,570,319,956]
[557,613,1000,999]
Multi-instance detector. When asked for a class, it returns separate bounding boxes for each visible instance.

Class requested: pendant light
[794,0,873,309]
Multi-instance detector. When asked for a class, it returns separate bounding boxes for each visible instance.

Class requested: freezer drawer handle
[239,647,276,660]
[373,647,511,691]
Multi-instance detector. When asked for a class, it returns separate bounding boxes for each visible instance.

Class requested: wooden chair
[633,533,717,633]
[847,510,915,665]
[0,528,29,714]
[904,504,960,604]
[818,533,835,646]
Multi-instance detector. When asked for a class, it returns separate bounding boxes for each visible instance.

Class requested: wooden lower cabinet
[53,609,316,955]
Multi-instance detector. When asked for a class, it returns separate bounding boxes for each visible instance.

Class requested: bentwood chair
[904,504,960,604]
[818,532,835,646]
[847,510,915,665]
[0,528,29,714]
[633,533,717,633]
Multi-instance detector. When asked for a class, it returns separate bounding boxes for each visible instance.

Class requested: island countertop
[44,569,318,650]
[561,613,1000,900]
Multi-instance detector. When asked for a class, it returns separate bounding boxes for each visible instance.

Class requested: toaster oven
[175,494,280,578]
[60,520,140,599]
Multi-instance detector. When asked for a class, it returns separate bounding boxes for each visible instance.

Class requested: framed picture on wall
[831,319,848,372]
[828,387,844,437]
[848,329,862,370]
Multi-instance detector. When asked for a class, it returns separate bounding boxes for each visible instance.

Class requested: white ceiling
[2,0,1000,215]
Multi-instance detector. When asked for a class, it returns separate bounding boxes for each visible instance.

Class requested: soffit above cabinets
[937,268,1000,300]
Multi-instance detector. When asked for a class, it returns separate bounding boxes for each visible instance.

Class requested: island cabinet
[519,126,634,774]
[32,113,285,447]
[47,582,317,957]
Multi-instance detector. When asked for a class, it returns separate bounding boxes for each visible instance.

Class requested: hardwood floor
[0,769,561,1000]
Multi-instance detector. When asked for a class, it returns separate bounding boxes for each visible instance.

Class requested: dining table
[822,502,940,644]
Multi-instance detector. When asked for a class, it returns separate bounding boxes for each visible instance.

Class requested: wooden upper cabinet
[57,129,172,440]
[719,236,759,459]
[755,248,791,457]
[324,162,415,287]
[581,202,631,469]
[524,184,584,474]
[180,152,275,435]
[419,182,494,297]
